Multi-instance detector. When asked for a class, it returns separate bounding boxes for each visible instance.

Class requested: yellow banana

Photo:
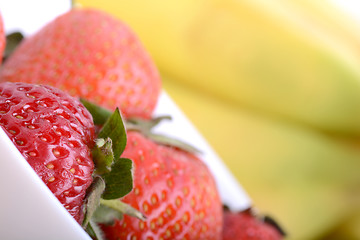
[283,0,360,51]
[76,0,360,136]
[161,78,360,240]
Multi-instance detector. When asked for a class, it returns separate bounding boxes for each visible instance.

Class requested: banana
[283,0,360,50]
[325,210,360,240]
[76,0,360,136]
[75,1,360,238]
[161,78,360,240]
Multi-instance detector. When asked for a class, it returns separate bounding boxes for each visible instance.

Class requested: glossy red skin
[223,210,283,240]
[102,131,223,240]
[0,8,161,119]
[0,12,5,65]
[0,82,95,223]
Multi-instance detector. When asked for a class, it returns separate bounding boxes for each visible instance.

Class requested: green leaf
[100,199,146,221]
[102,158,133,200]
[82,176,106,228]
[92,204,123,225]
[92,138,114,175]
[3,32,24,62]
[98,108,127,161]
[80,98,112,125]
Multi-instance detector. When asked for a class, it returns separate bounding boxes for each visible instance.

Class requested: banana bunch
[75,0,360,239]
[78,0,360,136]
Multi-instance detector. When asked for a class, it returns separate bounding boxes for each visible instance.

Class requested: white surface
[0,128,91,240]
[153,92,252,211]
[1,0,71,36]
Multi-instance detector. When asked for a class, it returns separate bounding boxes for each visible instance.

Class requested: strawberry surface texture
[0,82,95,223]
[101,131,223,240]
[0,8,161,119]
[223,209,284,240]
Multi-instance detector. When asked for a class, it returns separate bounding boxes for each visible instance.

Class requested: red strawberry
[0,81,95,223]
[0,8,161,119]
[101,131,223,240]
[0,12,5,64]
[223,208,285,240]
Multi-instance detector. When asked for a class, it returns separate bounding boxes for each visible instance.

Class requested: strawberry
[223,208,285,240]
[0,81,95,223]
[0,8,161,119]
[100,130,223,240]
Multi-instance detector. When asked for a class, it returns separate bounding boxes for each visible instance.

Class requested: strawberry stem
[82,176,106,228]
[86,220,105,240]
[92,138,114,175]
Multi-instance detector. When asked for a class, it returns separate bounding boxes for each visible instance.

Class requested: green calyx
[80,99,201,239]
[88,106,133,200]
[81,102,137,239]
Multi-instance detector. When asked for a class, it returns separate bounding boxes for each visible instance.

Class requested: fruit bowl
[0,1,251,238]
[0,128,92,239]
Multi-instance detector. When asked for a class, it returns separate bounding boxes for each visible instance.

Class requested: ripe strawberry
[0,8,161,119]
[0,81,95,223]
[101,131,223,240]
[223,208,285,240]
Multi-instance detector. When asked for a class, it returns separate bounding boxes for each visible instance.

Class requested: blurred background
[2,0,360,239]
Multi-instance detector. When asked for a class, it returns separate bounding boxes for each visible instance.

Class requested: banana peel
[283,0,360,53]
[76,0,360,136]
[161,79,360,240]
[324,209,360,240]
